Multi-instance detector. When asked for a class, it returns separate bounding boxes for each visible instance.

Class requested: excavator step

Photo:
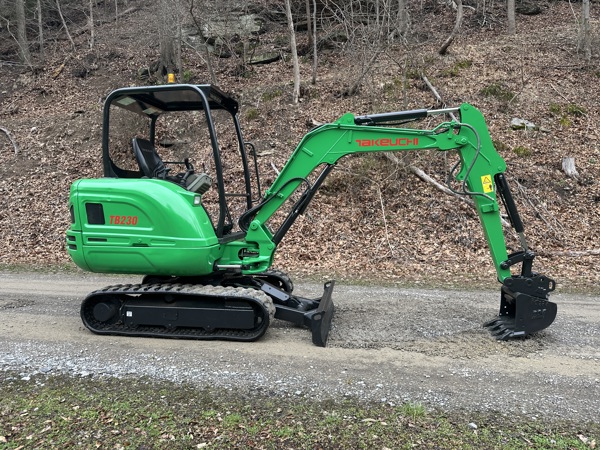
[80,283,274,342]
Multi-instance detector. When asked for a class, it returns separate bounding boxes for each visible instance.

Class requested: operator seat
[132,137,169,179]
[131,137,212,195]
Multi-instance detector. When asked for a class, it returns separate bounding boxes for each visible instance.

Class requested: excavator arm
[237,103,557,340]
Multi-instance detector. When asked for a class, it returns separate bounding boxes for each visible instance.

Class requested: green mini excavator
[66,83,557,346]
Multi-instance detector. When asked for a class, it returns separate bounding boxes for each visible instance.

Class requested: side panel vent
[85,203,105,225]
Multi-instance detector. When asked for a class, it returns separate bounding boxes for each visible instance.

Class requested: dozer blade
[484,275,557,340]
[274,281,336,347]
[304,281,335,347]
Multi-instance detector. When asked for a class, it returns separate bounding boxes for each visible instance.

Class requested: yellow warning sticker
[481,175,493,193]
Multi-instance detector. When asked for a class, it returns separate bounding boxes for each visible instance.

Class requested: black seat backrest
[132,138,168,179]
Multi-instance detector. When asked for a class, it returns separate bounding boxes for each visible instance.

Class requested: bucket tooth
[482,318,504,331]
[485,318,521,340]
[494,329,515,341]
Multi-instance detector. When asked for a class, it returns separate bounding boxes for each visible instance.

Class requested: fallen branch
[514,178,564,237]
[52,54,71,79]
[413,76,518,230]
[93,6,138,26]
[118,6,138,17]
[407,162,474,208]
[0,126,19,154]
[377,186,395,257]
[550,83,569,102]
[539,249,600,257]
[271,161,281,176]
[422,76,458,121]
[422,75,443,103]
[384,153,511,228]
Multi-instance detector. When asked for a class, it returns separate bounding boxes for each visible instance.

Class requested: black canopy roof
[105,84,239,118]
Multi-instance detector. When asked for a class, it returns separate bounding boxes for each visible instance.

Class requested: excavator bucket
[484,275,557,340]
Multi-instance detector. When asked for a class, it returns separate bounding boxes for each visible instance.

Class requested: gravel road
[1,271,599,422]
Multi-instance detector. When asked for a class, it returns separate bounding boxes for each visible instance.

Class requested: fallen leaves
[0,0,598,293]
[579,434,597,449]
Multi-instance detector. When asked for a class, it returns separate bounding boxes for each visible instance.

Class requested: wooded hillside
[1,0,599,290]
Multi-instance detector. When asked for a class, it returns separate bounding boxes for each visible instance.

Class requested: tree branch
[55,0,75,50]
[188,0,217,85]
[384,153,511,229]
[539,249,600,257]
[422,75,458,121]
[0,126,20,154]
[377,186,395,257]
[513,178,564,239]
[439,0,463,55]
[341,49,381,97]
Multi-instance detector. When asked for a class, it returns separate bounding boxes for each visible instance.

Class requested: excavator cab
[100,84,259,239]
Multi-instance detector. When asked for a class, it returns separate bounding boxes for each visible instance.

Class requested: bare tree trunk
[284,0,301,103]
[311,0,318,85]
[158,0,176,78]
[305,0,313,47]
[189,0,217,85]
[15,0,32,65]
[89,0,95,49]
[176,0,183,81]
[581,0,591,61]
[56,0,75,50]
[397,0,408,37]
[439,0,463,55]
[37,0,44,62]
[160,34,175,76]
[507,0,516,35]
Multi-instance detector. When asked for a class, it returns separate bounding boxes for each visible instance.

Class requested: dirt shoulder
[1,271,599,422]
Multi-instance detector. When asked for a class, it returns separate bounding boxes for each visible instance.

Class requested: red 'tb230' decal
[110,215,138,226]
[356,137,419,147]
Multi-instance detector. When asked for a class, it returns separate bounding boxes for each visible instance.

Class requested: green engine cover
[66,178,220,276]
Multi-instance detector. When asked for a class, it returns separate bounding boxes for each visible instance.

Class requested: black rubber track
[80,283,275,342]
